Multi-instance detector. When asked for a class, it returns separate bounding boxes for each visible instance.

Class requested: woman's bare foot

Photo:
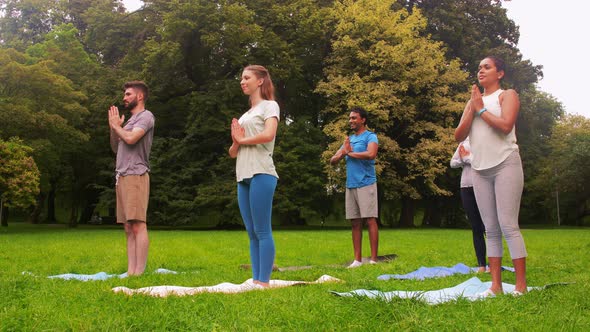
[477,267,486,273]
[254,280,270,288]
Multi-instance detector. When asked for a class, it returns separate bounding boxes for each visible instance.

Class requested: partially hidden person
[451,138,488,272]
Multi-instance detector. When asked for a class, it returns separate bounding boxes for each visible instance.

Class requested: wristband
[478,107,487,116]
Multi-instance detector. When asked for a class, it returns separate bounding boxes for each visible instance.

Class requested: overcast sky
[122,0,588,118]
[503,0,588,118]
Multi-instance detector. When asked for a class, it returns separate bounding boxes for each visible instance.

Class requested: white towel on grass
[112,274,341,297]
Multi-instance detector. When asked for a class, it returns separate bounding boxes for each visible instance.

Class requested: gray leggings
[472,151,527,259]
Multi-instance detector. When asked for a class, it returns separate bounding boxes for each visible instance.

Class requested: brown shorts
[345,182,378,219]
[116,173,150,223]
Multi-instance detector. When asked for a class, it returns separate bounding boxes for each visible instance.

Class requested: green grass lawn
[1,223,589,331]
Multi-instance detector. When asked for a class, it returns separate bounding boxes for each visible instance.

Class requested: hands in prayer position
[108,106,125,129]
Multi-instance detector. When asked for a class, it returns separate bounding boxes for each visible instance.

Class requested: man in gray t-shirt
[108,80,155,276]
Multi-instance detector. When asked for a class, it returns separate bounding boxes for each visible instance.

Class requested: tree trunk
[422,197,442,227]
[78,187,101,224]
[29,192,46,224]
[78,202,97,225]
[1,199,8,227]
[68,204,79,228]
[46,184,57,223]
[399,196,416,227]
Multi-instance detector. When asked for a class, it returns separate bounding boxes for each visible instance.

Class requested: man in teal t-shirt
[330,107,379,268]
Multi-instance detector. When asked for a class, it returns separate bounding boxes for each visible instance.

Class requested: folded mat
[332,277,557,305]
[42,268,178,281]
[377,263,514,281]
[241,254,397,272]
[112,274,341,297]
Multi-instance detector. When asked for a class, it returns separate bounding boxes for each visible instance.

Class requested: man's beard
[124,98,138,110]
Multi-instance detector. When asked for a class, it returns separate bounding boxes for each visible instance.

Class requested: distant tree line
[1,0,585,227]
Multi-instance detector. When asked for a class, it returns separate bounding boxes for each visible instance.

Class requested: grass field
[1,223,589,331]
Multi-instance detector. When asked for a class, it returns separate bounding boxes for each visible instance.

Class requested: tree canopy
[0,0,582,227]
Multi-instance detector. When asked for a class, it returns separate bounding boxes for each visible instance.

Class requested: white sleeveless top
[469,89,518,170]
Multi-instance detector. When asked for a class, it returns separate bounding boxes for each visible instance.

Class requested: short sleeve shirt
[235,100,280,182]
[346,130,378,188]
[116,110,155,176]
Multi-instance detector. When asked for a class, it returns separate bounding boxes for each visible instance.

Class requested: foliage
[394,0,553,226]
[0,0,65,49]
[517,89,565,224]
[140,0,334,226]
[396,0,541,90]
[0,33,91,223]
[317,0,468,225]
[531,114,590,225]
[0,0,580,226]
[0,137,40,209]
[273,118,330,225]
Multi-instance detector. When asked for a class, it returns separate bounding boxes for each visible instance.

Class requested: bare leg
[513,257,527,293]
[351,219,363,261]
[124,223,137,275]
[488,256,503,294]
[366,218,379,261]
[130,221,149,275]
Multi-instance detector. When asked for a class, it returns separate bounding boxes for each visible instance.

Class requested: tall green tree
[317,0,468,227]
[135,0,334,226]
[273,119,330,225]
[530,114,590,226]
[397,0,547,225]
[517,89,564,224]
[0,137,40,226]
[0,0,64,49]
[396,0,541,89]
[0,47,89,223]
[25,23,113,225]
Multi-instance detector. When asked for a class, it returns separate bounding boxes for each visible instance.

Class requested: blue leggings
[237,174,277,283]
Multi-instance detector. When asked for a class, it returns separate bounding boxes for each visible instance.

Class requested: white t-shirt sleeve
[263,101,280,121]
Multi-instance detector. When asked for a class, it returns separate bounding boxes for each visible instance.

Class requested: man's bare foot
[490,287,504,295]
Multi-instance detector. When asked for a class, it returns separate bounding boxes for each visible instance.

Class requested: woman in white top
[455,56,527,296]
[229,65,280,288]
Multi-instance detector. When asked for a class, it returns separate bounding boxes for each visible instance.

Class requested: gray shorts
[345,183,378,219]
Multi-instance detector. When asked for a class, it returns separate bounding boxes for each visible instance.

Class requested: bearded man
[108,81,155,276]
